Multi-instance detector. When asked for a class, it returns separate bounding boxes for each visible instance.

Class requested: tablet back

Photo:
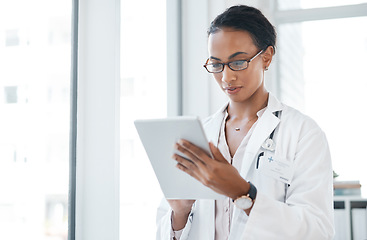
[134,116,225,199]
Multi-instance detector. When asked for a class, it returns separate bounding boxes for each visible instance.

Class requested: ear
[262,46,274,71]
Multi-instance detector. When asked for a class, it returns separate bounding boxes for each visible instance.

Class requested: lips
[224,86,242,94]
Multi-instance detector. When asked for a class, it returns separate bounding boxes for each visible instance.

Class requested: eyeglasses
[203,50,263,73]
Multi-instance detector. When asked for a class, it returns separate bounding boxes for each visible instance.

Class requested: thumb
[209,142,228,164]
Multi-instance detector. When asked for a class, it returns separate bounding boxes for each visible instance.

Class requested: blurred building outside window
[0,1,71,239]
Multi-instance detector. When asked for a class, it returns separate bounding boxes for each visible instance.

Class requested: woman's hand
[172,140,250,200]
[167,199,195,231]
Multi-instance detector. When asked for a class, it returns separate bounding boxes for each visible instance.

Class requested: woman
[156,5,334,240]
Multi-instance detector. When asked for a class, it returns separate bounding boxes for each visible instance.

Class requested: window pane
[0,1,71,239]
[120,0,167,239]
[277,0,367,10]
[278,17,367,195]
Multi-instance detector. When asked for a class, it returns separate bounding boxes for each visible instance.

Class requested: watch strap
[247,181,257,201]
[233,181,257,202]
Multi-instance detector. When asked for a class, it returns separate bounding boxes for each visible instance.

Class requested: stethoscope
[256,111,281,169]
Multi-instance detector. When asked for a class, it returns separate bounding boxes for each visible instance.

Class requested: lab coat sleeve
[156,198,195,240]
[243,128,334,240]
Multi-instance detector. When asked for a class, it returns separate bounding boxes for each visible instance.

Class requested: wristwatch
[233,181,257,210]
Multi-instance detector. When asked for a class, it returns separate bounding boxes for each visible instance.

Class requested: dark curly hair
[208,5,276,54]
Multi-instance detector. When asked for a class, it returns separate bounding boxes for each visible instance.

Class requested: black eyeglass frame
[203,50,263,73]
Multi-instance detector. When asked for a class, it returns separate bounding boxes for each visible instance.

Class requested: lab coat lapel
[239,95,282,178]
[204,103,227,146]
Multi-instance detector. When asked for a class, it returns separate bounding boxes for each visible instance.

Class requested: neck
[227,90,269,121]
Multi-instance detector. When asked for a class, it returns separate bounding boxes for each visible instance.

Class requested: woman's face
[208,29,267,103]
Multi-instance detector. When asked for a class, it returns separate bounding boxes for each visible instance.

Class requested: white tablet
[134,116,225,199]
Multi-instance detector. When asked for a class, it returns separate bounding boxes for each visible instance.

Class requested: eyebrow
[209,51,249,61]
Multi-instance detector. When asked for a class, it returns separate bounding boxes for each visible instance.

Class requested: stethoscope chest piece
[261,138,275,151]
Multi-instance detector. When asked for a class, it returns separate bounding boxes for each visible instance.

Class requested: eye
[211,63,223,69]
[231,60,246,67]
[229,60,248,70]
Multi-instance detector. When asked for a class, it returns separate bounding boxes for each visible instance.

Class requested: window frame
[68,0,78,239]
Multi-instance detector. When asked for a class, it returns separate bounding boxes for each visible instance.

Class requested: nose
[221,65,236,86]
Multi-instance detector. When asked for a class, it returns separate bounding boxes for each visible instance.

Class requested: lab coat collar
[204,103,228,146]
[267,92,284,114]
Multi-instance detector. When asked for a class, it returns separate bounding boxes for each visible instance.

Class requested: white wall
[76,0,120,239]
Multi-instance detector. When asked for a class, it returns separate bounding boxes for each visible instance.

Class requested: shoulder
[201,103,227,129]
[276,104,330,165]
[202,114,215,127]
[279,104,326,141]
[268,93,321,133]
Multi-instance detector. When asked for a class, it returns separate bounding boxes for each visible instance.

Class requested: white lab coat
[156,93,334,240]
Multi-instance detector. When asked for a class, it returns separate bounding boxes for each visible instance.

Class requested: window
[0,1,72,239]
[276,2,367,195]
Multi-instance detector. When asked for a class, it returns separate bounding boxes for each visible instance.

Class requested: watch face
[235,196,253,210]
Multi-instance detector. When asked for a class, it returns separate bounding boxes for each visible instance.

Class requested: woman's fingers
[174,140,208,167]
[173,154,198,170]
[172,140,248,198]
[176,162,198,179]
[173,155,203,182]
[177,139,215,162]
